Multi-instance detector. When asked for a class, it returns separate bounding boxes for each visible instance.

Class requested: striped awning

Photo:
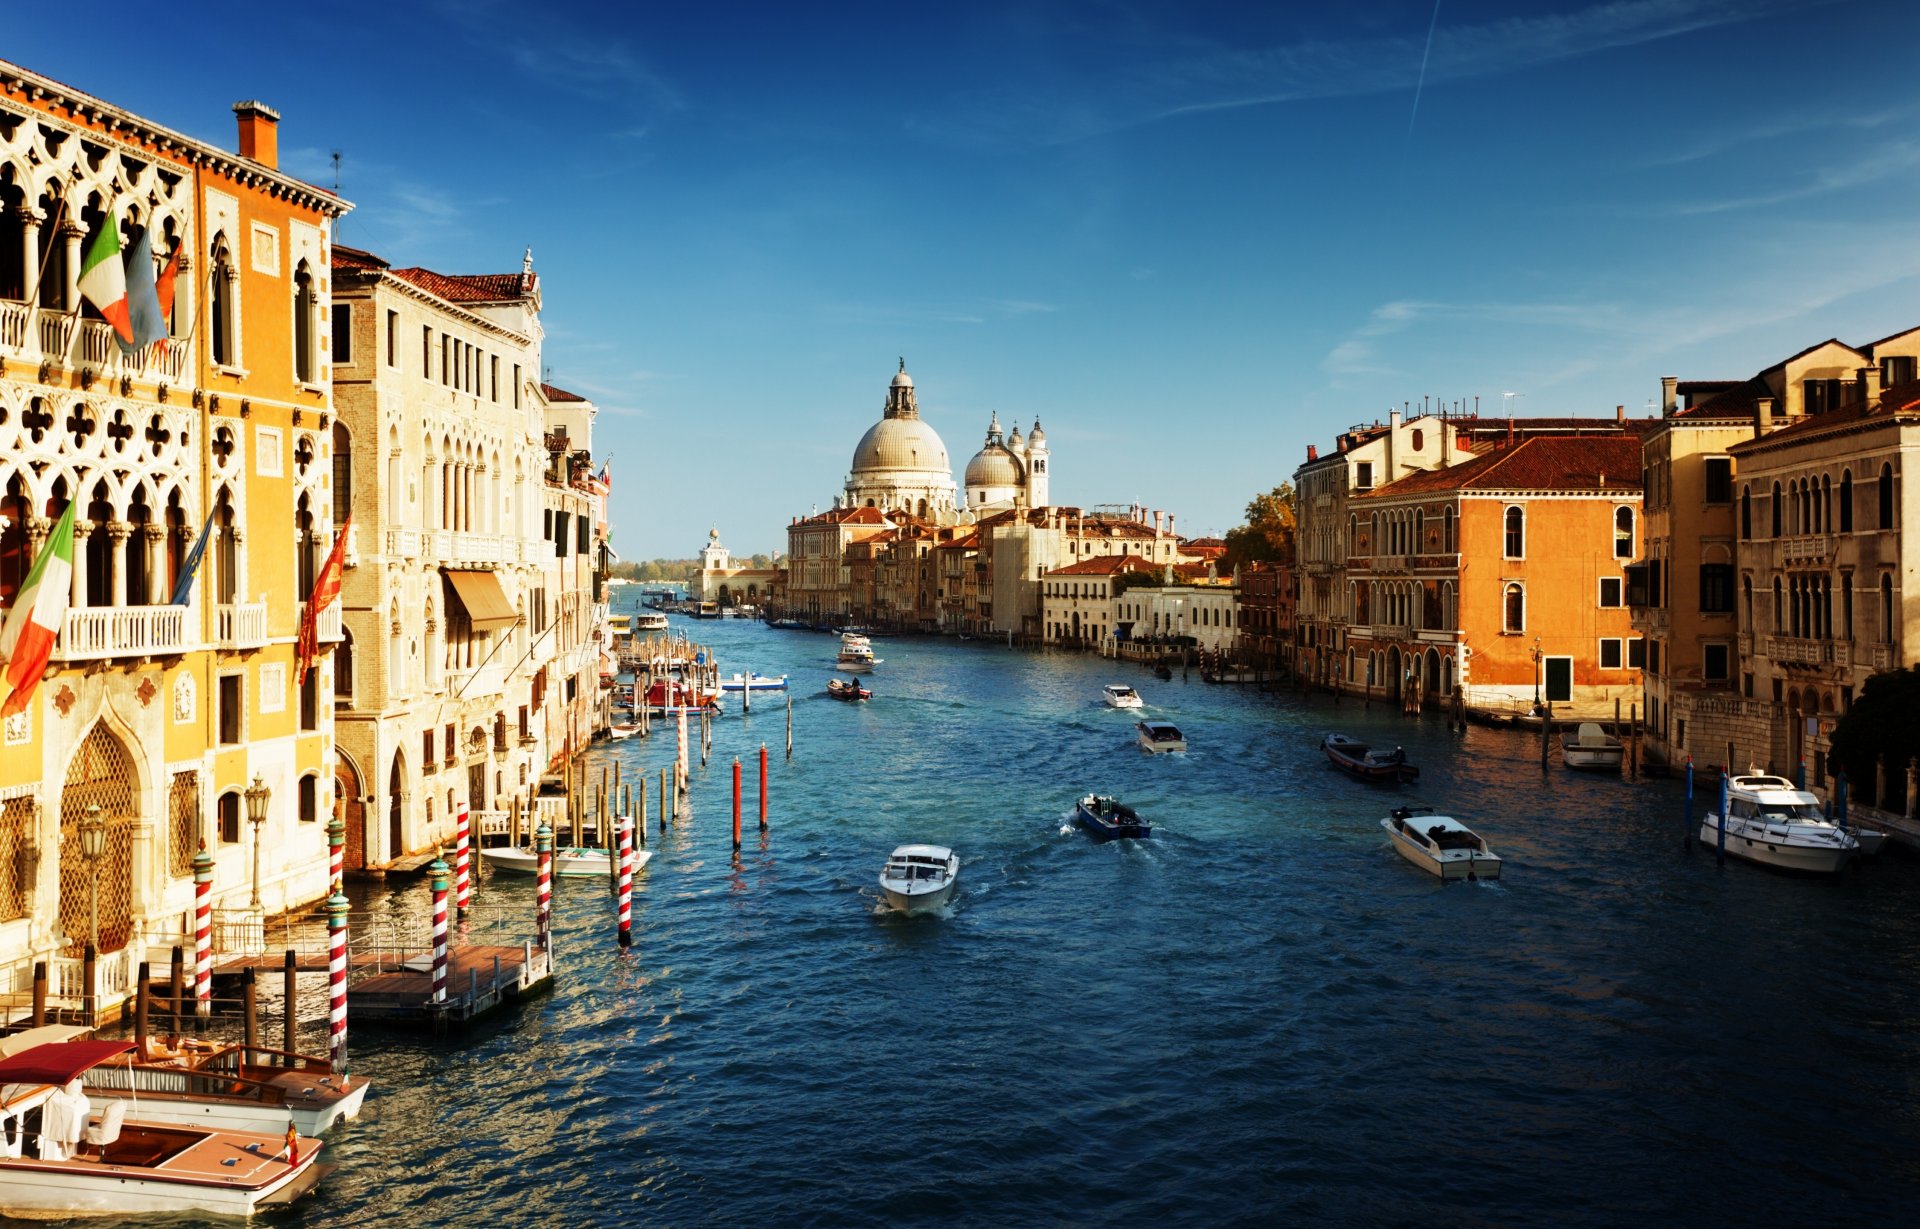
[442,569,520,632]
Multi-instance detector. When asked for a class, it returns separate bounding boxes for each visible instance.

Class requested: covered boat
[482,846,649,877]
[1561,722,1625,771]
[1702,774,1858,873]
[1322,733,1418,782]
[877,845,959,914]
[1137,720,1186,753]
[1074,794,1151,840]
[1381,806,1502,880]
[718,672,789,692]
[638,678,721,715]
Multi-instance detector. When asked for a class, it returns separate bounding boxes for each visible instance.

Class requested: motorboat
[1561,722,1625,771]
[1381,806,1502,880]
[639,678,722,715]
[1074,794,1151,840]
[718,672,789,692]
[692,601,722,618]
[0,1039,330,1217]
[1102,683,1144,709]
[1137,720,1186,754]
[633,611,670,633]
[826,678,872,701]
[481,846,651,878]
[1702,774,1859,873]
[836,642,880,672]
[877,845,959,914]
[1322,733,1418,782]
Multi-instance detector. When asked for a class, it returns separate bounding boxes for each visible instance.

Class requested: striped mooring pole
[616,814,633,949]
[453,801,472,919]
[327,886,350,1079]
[732,758,742,853]
[535,820,554,951]
[429,855,450,1004]
[192,841,213,1020]
[759,743,769,831]
[327,804,345,896]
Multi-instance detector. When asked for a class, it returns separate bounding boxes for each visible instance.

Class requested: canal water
[108,607,1920,1226]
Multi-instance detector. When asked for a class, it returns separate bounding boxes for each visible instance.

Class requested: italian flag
[76,220,135,345]
[0,500,77,719]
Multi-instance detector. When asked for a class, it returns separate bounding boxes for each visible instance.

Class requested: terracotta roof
[934,532,980,550]
[331,243,388,272]
[1361,436,1645,497]
[1730,379,1920,450]
[1669,378,1767,420]
[1044,553,1156,578]
[388,266,535,304]
[541,383,587,403]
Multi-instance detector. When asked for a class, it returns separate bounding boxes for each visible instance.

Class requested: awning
[443,569,521,632]
[0,1040,136,1084]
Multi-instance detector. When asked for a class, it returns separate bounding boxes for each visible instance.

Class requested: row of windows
[328,304,525,410]
[1738,466,1896,538]
[1351,505,1636,562]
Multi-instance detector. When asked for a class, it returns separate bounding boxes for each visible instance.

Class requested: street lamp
[245,773,270,909]
[78,804,106,953]
[1530,637,1543,708]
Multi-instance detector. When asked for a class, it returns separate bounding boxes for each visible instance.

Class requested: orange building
[1351,435,1645,716]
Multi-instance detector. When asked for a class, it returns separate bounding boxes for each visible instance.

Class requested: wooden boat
[1153,664,1173,680]
[1561,722,1625,771]
[1074,794,1150,840]
[1702,775,1858,873]
[1137,720,1186,753]
[1381,806,1501,880]
[606,722,641,741]
[481,846,651,877]
[1322,733,1418,782]
[0,1040,330,1217]
[877,845,959,914]
[826,678,872,701]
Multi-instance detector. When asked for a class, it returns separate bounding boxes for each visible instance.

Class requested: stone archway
[335,752,366,873]
[1424,649,1441,703]
[388,751,407,863]
[59,723,138,956]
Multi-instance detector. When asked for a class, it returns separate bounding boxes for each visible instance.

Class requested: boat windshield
[1758,803,1826,821]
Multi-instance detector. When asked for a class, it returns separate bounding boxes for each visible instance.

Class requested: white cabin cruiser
[1703,774,1858,873]
[1561,722,1625,771]
[1381,806,1502,881]
[1102,683,1144,709]
[878,845,959,915]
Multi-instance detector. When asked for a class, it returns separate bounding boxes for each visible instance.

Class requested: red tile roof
[388,266,535,304]
[1731,380,1920,449]
[541,383,587,403]
[331,243,388,272]
[1362,436,1644,497]
[1044,553,1157,578]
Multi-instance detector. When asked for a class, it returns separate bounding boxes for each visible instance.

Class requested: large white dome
[853,417,951,474]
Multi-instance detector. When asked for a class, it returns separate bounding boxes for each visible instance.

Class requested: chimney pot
[1756,395,1775,438]
[1661,376,1678,416]
[232,100,281,169]
[1306,443,1319,461]
[1616,404,1624,423]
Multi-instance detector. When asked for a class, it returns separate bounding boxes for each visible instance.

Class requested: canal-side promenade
[292,610,1920,1228]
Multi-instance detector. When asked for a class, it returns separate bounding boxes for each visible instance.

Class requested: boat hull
[1381,820,1501,880]
[879,881,956,915]
[85,1077,367,1137]
[483,847,651,877]
[1562,747,1624,771]
[0,1134,325,1218]
[1074,799,1150,840]
[1698,820,1855,873]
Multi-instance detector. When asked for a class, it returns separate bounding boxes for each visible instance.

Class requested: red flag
[296,516,351,685]
[152,243,181,355]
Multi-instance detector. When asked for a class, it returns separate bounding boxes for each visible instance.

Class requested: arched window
[0,473,30,604]
[1614,506,1635,559]
[1820,473,1831,533]
[1503,506,1524,559]
[337,627,355,705]
[84,480,113,608]
[1840,470,1854,532]
[209,232,235,366]
[292,260,316,384]
[213,488,237,603]
[1770,481,1783,537]
[298,774,318,825]
[1503,582,1524,632]
[217,790,241,844]
[1772,578,1783,631]
[1740,486,1751,539]
[1413,509,1425,553]
[1879,463,1895,530]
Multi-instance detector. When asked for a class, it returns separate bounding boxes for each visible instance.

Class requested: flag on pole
[76,220,135,345]
[295,517,352,685]
[153,242,181,356]
[120,227,169,355]
[169,509,219,606]
[0,500,78,720]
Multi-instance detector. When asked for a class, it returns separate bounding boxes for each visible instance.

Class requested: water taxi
[1137,720,1186,753]
[1381,806,1501,881]
[1074,794,1150,840]
[878,845,959,914]
[1322,733,1418,782]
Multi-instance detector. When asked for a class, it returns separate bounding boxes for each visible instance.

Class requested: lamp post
[79,803,106,953]
[1530,637,1543,708]
[245,773,270,910]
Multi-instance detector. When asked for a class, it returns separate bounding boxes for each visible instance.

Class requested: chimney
[1756,395,1774,438]
[1860,365,1883,405]
[1387,408,1401,479]
[1661,376,1678,417]
[232,100,281,169]
[1616,404,1624,423]
[1167,513,1176,536]
[1306,443,1318,461]
[1153,510,1163,534]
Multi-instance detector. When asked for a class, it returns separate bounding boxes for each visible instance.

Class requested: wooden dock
[349,943,553,1032]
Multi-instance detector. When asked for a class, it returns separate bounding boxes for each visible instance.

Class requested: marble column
[107,521,130,607]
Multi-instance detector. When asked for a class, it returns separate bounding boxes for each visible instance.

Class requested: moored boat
[1137,720,1186,753]
[1074,794,1151,840]
[1561,722,1625,771]
[638,678,722,715]
[718,672,789,692]
[606,721,641,740]
[1381,806,1502,880]
[482,846,650,877]
[877,845,959,914]
[1702,774,1858,873]
[1102,683,1144,709]
[1322,733,1418,782]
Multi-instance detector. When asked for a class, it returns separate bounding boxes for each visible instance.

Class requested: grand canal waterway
[68,603,1920,1227]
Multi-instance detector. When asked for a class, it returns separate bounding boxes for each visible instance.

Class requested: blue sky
[12,1,1920,556]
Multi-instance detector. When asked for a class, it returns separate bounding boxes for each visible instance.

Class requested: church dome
[891,370,914,389]
[1027,417,1045,444]
[852,416,950,474]
[1006,423,1024,449]
[965,444,1024,488]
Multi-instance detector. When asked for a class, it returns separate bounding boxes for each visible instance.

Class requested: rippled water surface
[55,607,1920,1228]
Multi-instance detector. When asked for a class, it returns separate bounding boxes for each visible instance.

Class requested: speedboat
[0,1040,330,1217]
[1703,774,1858,873]
[836,642,880,672]
[1561,722,1625,771]
[1102,684,1144,709]
[718,672,789,692]
[1381,806,1502,880]
[1074,794,1150,840]
[481,846,650,878]
[877,845,959,914]
[1322,733,1418,782]
[826,677,872,701]
[1137,720,1186,754]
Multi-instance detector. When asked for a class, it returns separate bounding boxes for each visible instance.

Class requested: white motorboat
[482,846,652,877]
[718,672,789,692]
[1702,774,1859,873]
[0,1040,329,1217]
[1381,806,1502,880]
[836,642,880,672]
[878,844,959,914]
[1102,683,1144,709]
[1137,720,1186,753]
[1561,722,1625,771]
[634,611,670,632]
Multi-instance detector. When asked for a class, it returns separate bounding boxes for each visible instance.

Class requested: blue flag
[118,228,168,356]
[169,510,218,606]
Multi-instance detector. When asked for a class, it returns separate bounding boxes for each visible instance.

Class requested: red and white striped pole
[327,802,345,896]
[676,707,689,795]
[534,820,553,951]
[616,814,633,949]
[759,743,769,831]
[326,886,349,1079]
[428,855,450,1005]
[192,840,213,1020]
[453,801,472,920]
[732,758,742,853]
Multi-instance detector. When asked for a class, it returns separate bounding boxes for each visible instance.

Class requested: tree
[1221,483,1295,569]
[1829,666,1920,807]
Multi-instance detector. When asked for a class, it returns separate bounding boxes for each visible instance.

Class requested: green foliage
[1221,483,1295,569]
[1829,667,1920,787]
[608,558,698,582]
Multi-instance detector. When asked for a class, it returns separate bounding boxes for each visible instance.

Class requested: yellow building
[0,61,347,1019]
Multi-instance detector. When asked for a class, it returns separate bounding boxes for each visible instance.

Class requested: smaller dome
[891,371,913,389]
[1007,423,1024,449]
[965,445,1024,489]
[1027,417,1046,443]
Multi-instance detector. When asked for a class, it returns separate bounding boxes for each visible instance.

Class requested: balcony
[386,528,420,560]
[214,602,269,650]
[451,532,505,565]
[0,303,189,385]
[300,600,344,643]
[51,605,189,661]
[1776,535,1831,567]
